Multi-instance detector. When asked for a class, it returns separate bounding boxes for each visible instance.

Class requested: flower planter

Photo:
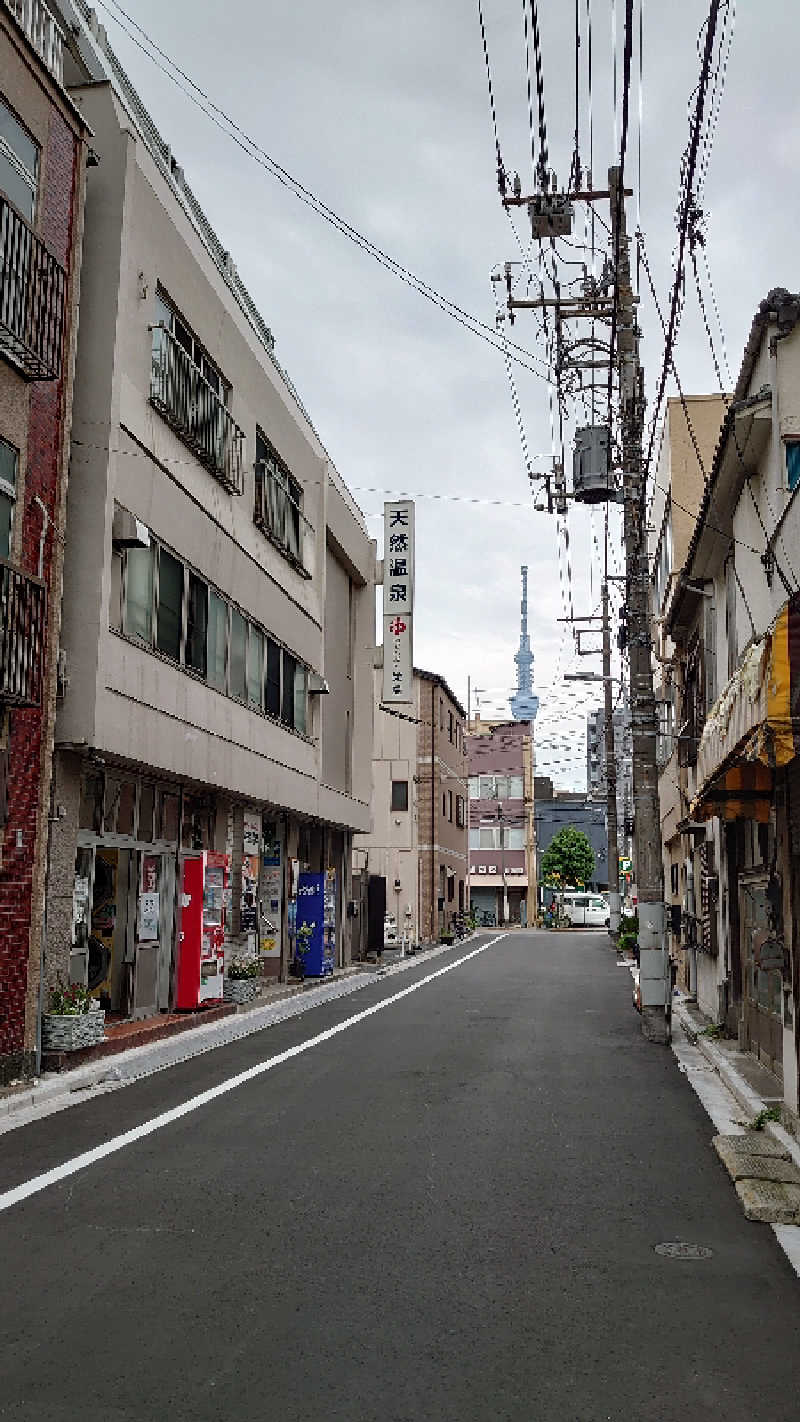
[223,977,259,1005]
[42,1007,106,1053]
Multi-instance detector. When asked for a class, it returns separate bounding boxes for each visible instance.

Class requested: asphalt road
[2,929,800,1421]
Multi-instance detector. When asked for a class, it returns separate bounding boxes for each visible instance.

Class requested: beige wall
[56,81,373,835]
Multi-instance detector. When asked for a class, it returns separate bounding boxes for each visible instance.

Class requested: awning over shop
[691,592,800,821]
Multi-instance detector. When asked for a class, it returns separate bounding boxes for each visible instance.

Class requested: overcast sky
[94,0,798,787]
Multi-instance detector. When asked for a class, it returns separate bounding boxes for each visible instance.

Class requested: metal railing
[3,0,64,84]
[0,196,66,380]
[254,460,314,574]
[150,324,245,494]
[0,558,46,707]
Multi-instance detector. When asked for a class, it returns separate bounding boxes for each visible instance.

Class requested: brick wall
[416,678,468,940]
[0,103,80,1080]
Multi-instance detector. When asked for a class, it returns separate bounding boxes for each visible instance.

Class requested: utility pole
[496,804,509,926]
[609,164,669,1043]
[601,578,621,940]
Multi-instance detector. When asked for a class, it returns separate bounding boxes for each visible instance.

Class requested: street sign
[382,500,415,703]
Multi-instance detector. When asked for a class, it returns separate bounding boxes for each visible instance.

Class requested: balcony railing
[150,324,245,494]
[0,558,46,707]
[3,0,64,84]
[254,461,314,576]
[0,196,66,380]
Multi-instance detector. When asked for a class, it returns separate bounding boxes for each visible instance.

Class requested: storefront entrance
[72,843,175,1020]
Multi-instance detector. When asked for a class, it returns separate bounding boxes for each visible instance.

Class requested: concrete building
[661,292,800,1121]
[354,666,467,946]
[0,0,91,1080]
[42,4,374,1028]
[467,718,535,926]
[648,395,727,1003]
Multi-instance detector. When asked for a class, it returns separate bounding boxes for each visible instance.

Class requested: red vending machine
[176,852,228,1009]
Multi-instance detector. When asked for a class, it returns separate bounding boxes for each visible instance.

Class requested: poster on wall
[243,811,261,857]
[260,867,283,957]
[137,892,160,942]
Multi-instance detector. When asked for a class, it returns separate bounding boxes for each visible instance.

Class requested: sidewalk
[616,948,800,1274]
[0,938,473,1135]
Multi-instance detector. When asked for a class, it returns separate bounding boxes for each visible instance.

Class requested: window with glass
[786,441,800,493]
[255,430,303,562]
[0,97,39,223]
[282,650,297,727]
[207,590,228,690]
[391,780,409,811]
[124,545,154,643]
[265,638,281,718]
[456,795,465,827]
[186,572,208,676]
[247,625,264,709]
[229,607,248,700]
[153,289,230,404]
[0,438,17,560]
[293,662,307,735]
[156,548,184,661]
[115,528,311,733]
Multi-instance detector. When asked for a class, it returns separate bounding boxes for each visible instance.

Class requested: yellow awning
[691,593,800,821]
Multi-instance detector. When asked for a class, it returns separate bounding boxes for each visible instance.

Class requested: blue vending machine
[296,872,335,978]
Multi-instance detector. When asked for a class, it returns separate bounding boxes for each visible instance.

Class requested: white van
[560,892,610,928]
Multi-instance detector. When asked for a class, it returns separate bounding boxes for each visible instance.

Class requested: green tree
[541,827,596,890]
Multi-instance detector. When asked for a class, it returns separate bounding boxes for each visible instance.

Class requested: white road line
[0,934,507,1215]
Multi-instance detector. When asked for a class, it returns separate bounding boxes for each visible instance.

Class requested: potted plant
[42,982,105,1052]
[223,955,260,1005]
[293,920,315,979]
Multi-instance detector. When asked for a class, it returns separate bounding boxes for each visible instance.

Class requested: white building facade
[664,292,800,1118]
[44,6,375,1019]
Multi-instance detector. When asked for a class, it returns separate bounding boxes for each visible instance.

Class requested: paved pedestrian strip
[2,931,799,1422]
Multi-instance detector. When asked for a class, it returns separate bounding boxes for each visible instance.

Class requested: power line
[643,0,723,476]
[93,0,554,384]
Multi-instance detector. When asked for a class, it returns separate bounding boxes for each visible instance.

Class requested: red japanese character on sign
[389,617,407,635]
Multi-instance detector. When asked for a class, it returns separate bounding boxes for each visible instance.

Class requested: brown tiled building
[0,0,91,1080]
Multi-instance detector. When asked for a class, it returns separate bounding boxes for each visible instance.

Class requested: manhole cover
[654,1241,713,1259]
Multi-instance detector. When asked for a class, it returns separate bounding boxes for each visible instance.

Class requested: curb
[0,934,480,1135]
[672,998,800,1173]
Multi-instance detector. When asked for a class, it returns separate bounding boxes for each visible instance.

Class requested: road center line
[0,934,508,1215]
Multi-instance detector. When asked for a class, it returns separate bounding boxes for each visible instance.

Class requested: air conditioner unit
[477,865,487,874]
[488,865,498,873]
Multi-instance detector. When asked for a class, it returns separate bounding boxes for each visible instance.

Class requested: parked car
[559,892,610,928]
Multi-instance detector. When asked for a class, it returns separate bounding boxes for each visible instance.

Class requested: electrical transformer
[572,424,615,504]
[528,193,574,239]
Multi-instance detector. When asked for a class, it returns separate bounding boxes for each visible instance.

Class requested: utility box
[572,424,615,504]
[528,193,574,239]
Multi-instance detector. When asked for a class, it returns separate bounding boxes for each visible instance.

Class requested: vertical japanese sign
[382,500,415,703]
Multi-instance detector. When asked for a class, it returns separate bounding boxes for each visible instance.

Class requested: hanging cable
[643,0,723,478]
[93,0,555,383]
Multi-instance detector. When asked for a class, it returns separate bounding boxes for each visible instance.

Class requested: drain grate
[654,1241,713,1259]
